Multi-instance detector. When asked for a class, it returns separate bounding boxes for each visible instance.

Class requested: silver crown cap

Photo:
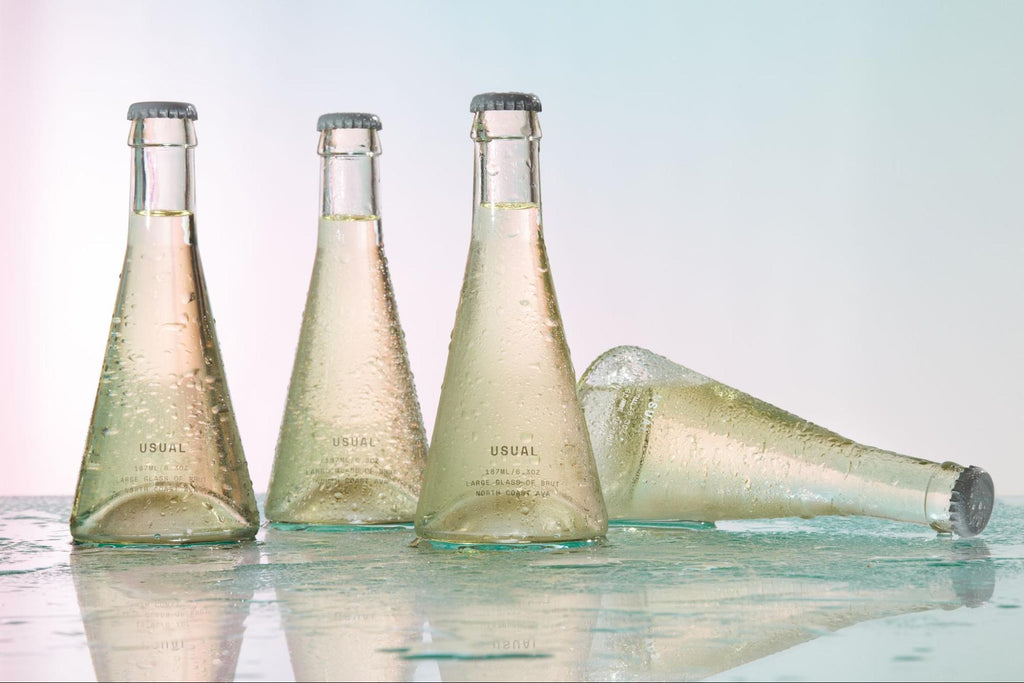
[317,113,382,131]
[127,101,198,120]
[948,465,995,537]
[470,92,542,113]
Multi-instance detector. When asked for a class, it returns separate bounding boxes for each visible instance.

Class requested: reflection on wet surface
[1,497,1022,681]
[71,545,258,681]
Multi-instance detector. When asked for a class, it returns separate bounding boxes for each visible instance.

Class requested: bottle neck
[472,110,542,210]
[128,118,196,215]
[319,128,381,219]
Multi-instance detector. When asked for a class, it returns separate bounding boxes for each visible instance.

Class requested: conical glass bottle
[415,92,608,546]
[70,101,259,545]
[579,346,995,536]
[266,113,427,527]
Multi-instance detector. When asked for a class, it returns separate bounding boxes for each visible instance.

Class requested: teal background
[0,1,1021,496]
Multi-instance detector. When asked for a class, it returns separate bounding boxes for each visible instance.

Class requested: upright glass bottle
[266,113,427,527]
[70,102,259,545]
[415,92,608,546]
[579,346,995,536]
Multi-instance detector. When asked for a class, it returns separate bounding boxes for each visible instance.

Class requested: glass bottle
[415,92,608,547]
[266,113,427,527]
[70,101,259,545]
[579,346,995,536]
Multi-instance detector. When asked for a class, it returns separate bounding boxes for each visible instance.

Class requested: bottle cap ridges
[127,101,198,120]
[470,92,542,113]
[317,113,382,131]
[949,465,995,537]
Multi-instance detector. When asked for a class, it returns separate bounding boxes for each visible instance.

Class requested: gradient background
[1,1,1021,498]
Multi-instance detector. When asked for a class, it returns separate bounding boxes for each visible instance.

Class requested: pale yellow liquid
[416,204,607,544]
[266,216,427,525]
[70,211,259,544]
[580,346,961,528]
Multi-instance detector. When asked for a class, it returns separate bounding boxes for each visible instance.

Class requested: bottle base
[266,475,418,529]
[609,518,717,530]
[70,535,257,548]
[269,521,413,533]
[414,536,605,551]
[415,493,608,549]
[70,486,258,546]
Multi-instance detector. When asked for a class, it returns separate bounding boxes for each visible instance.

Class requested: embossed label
[138,442,186,453]
[641,393,662,427]
[332,436,380,448]
[490,445,537,456]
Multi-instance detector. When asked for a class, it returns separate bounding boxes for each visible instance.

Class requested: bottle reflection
[264,528,421,681]
[412,533,993,681]
[413,586,600,682]
[70,544,258,682]
[261,525,994,681]
[266,526,600,681]
[588,533,994,680]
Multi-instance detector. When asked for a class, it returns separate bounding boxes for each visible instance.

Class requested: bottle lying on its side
[578,346,994,536]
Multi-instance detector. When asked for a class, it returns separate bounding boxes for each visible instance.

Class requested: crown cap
[127,101,197,120]
[317,112,382,131]
[470,92,541,113]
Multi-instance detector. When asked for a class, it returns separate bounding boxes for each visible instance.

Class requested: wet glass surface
[1,496,1022,681]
